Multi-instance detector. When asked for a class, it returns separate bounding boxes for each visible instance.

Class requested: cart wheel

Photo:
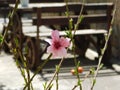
[24,38,36,69]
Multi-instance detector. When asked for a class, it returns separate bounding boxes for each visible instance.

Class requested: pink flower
[47,30,70,57]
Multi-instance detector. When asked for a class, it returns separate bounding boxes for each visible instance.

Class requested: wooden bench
[8,2,113,69]
[19,2,114,69]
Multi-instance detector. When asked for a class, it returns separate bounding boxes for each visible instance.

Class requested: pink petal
[53,47,67,57]
[60,37,70,47]
[47,30,69,57]
[44,38,52,45]
[52,30,60,40]
[47,46,53,53]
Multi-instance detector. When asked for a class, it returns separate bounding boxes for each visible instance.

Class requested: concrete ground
[0,50,120,90]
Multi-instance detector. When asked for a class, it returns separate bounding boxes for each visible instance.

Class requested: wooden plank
[24,29,107,37]
[84,3,114,10]
[10,2,114,13]
[33,14,111,26]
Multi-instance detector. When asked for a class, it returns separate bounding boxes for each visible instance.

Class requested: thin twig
[23,53,52,90]
[46,57,64,90]
[90,0,118,90]
[72,0,85,90]
[0,0,19,49]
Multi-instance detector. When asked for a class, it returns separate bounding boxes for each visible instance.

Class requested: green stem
[15,59,28,84]
[23,53,52,90]
[73,40,82,90]
[26,61,31,90]
[56,65,60,90]
[46,57,64,90]
[71,0,85,90]
[90,0,118,89]
[0,0,19,49]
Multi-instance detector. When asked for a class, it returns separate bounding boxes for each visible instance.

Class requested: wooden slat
[31,2,113,29]
[26,2,113,44]
[33,14,111,25]
[12,2,114,15]
[84,3,114,10]
[24,29,107,37]
[34,2,114,12]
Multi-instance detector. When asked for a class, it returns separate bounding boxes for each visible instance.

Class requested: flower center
[54,41,61,49]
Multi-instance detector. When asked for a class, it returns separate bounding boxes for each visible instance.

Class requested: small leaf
[48,83,53,90]
[75,15,84,30]
[77,79,82,85]
[99,63,104,70]
[105,35,108,41]
[43,82,47,90]
[78,15,84,23]
[65,11,69,17]
[77,61,80,67]
[0,35,3,43]
[90,68,95,75]
[13,48,17,54]
[100,48,104,55]
[15,59,20,68]
[56,65,60,72]
[69,18,73,30]
[65,30,72,39]
[14,37,19,47]
[93,79,96,87]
